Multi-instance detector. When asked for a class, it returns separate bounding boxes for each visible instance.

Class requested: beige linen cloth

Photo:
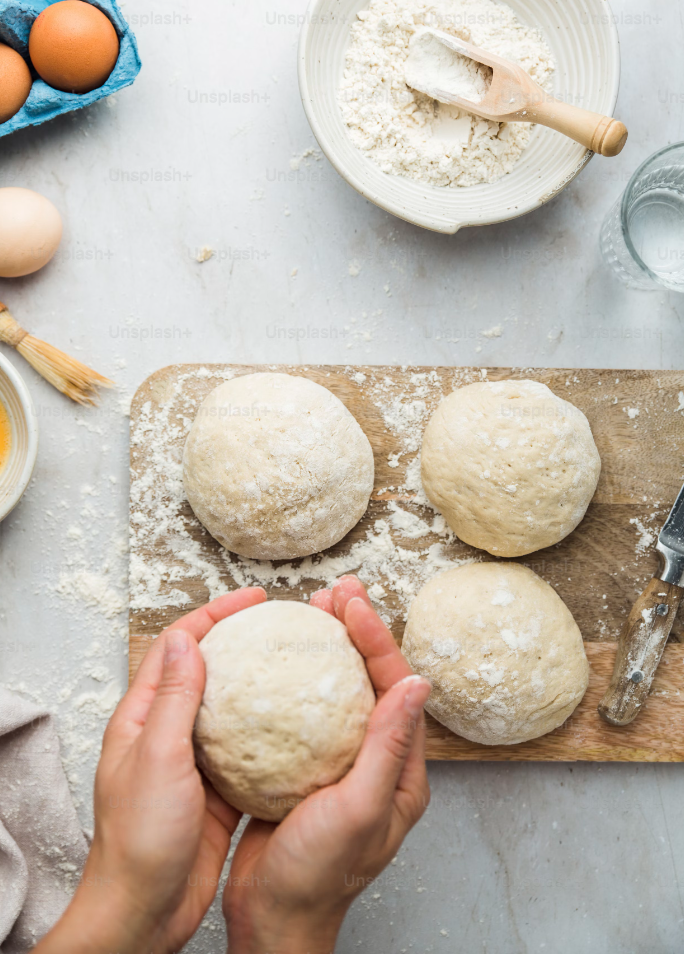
[0,687,88,953]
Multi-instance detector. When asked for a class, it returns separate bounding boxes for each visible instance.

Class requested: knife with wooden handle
[599,483,684,727]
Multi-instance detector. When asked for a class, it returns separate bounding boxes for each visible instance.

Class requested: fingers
[141,630,206,756]
[332,577,414,696]
[159,588,267,644]
[103,628,169,752]
[341,675,431,813]
[393,701,430,828]
[310,577,369,618]
[105,589,267,752]
[203,777,243,837]
[344,597,414,696]
[332,575,372,620]
[191,795,237,892]
[310,589,335,616]
[181,792,238,935]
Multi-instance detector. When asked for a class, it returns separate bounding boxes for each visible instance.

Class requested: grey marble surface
[1,0,683,951]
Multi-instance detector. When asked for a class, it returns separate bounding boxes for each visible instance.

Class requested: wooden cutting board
[129,365,684,762]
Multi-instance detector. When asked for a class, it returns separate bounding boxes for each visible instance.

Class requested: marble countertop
[1,0,683,951]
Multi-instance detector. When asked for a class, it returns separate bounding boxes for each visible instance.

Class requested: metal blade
[656,482,684,587]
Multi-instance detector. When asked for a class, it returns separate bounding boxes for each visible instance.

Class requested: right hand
[223,576,431,954]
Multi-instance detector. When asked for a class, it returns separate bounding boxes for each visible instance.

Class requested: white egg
[0,188,63,278]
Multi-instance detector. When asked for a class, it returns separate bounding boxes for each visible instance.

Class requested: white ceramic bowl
[299,0,621,233]
[0,352,38,522]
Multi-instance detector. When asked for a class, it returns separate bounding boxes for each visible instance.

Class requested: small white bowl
[0,352,39,522]
[299,0,621,233]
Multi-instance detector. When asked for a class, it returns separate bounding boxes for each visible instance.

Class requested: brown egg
[29,0,120,95]
[0,188,63,278]
[0,43,32,124]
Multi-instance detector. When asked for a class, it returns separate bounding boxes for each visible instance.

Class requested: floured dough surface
[183,372,375,560]
[194,601,376,821]
[421,380,601,557]
[401,563,589,745]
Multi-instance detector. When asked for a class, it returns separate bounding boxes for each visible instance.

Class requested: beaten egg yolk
[0,400,11,474]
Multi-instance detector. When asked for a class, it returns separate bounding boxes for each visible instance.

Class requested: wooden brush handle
[598,578,682,726]
[528,98,628,157]
[0,307,29,348]
[0,302,112,404]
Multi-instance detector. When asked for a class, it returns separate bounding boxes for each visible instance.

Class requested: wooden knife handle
[598,578,683,726]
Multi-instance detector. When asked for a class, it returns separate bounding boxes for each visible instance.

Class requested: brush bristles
[0,306,114,406]
[17,335,114,406]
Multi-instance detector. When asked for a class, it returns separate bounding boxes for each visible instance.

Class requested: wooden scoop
[405,29,628,158]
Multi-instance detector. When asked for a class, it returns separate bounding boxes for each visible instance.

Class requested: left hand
[34,586,267,954]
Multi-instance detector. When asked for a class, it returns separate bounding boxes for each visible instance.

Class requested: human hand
[223,576,431,954]
[34,586,266,954]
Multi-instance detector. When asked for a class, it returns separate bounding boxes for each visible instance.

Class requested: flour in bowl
[404,29,492,104]
[338,0,555,188]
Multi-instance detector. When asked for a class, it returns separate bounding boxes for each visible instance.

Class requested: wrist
[230,926,340,954]
[227,899,346,954]
[37,873,160,954]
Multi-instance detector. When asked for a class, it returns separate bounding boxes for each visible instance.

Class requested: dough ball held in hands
[401,563,589,746]
[183,373,375,560]
[194,600,376,822]
[420,380,601,557]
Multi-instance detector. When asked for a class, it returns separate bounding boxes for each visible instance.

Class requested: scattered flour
[6,478,130,827]
[128,367,489,629]
[125,367,670,676]
[630,517,656,555]
[339,0,555,187]
[289,147,322,171]
[55,569,126,619]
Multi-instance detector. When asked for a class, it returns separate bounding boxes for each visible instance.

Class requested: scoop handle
[598,578,682,726]
[527,98,628,157]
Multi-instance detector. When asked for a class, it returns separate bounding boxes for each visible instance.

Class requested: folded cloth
[0,687,88,953]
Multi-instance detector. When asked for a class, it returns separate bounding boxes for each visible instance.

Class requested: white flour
[405,29,491,104]
[339,0,555,187]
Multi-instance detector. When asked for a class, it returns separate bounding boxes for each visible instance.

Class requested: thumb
[341,675,431,809]
[142,629,206,750]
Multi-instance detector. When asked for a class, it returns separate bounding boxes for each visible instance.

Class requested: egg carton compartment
[0,0,140,138]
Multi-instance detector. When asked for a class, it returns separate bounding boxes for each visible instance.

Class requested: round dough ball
[183,373,374,560]
[194,601,376,821]
[421,380,601,558]
[402,563,589,745]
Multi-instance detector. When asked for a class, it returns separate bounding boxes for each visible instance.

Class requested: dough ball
[194,601,376,821]
[183,373,375,560]
[421,380,601,558]
[402,563,588,746]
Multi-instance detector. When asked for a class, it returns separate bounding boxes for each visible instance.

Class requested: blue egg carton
[0,0,140,138]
